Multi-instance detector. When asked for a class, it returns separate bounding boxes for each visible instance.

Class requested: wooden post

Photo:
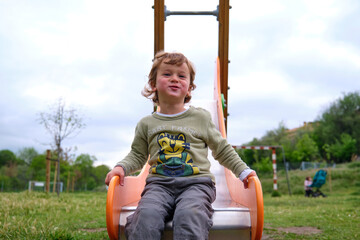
[72,175,75,192]
[45,150,51,193]
[153,0,165,112]
[53,161,58,193]
[67,170,70,193]
[154,0,165,55]
[218,0,230,131]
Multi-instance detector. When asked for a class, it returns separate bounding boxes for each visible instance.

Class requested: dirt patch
[262,225,322,239]
[260,233,273,240]
[80,228,107,232]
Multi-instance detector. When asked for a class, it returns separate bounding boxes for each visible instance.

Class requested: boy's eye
[163,73,171,76]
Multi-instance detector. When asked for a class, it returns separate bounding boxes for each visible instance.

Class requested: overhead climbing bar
[164,6,219,20]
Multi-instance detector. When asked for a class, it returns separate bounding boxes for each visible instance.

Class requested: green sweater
[116,106,249,182]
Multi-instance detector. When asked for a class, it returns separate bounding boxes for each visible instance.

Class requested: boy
[105,51,256,240]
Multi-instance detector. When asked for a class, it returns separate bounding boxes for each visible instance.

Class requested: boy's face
[154,61,191,105]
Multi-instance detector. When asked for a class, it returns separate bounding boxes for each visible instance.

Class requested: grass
[260,162,360,239]
[0,162,359,239]
[259,162,360,196]
[263,194,360,239]
[0,192,108,239]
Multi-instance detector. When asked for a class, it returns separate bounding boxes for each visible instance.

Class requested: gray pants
[125,177,216,240]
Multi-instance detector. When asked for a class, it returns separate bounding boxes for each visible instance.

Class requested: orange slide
[106,58,264,240]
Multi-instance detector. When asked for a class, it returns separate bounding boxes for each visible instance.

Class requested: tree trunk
[56,146,61,196]
[66,170,70,193]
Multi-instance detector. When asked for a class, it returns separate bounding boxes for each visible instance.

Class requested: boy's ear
[187,86,192,95]
[151,83,157,91]
[186,90,191,98]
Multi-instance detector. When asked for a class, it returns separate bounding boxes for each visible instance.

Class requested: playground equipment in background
[106,1,264,239]
[233,145,292,195]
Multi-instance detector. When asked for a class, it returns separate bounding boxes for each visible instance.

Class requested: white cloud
[1,0,359,167]
[230,70,291,100]
[231,0,286,22]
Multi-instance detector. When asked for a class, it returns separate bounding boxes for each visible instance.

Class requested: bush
[252,157,272,173]
[271,190,281,197]
[329,133,357,162]
[347,161,360,169]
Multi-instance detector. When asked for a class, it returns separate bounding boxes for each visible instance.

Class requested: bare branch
[37,97,86,196]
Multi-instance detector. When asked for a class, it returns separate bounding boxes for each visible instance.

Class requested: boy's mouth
[169,85,180,90]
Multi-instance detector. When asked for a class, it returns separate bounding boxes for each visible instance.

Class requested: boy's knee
[173,207,213,238]
[126,208,166,239]
[175,207,207,220]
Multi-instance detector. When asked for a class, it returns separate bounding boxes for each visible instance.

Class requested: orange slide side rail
[215,58,264,240]
[106,163,150,240]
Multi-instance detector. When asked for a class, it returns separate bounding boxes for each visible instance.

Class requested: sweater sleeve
[115,120,149,176]
[204,111,249,177]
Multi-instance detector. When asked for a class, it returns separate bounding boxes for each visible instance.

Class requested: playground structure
[233,145,292,195]
[106,1,264,239]
[154,0,230,129]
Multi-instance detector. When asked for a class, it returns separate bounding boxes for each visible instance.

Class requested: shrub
[271,190,281,197]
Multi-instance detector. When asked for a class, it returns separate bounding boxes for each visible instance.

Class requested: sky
[1,0,359,168]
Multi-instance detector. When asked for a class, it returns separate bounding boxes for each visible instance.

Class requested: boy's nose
[170,75,179,82]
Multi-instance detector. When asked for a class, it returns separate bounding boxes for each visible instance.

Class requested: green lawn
[263,193,360,239]
[0,192,108,239]
[261,162,360,239]
[1,162,359,239]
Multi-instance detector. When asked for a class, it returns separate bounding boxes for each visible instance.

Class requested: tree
[38,98,85,195]
[314,91,360,158]
[93,164,111,186]
[30,154,47,180]
[292,133,320,162]
[17,147,38,165]
[329,133,357,163]
[74,154,96,191]
[0,150,17,167]
[261,121,288,145]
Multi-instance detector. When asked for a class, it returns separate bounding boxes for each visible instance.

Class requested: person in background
[304,176,313,197]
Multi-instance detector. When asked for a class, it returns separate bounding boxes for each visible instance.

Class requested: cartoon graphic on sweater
[151,132,200,176]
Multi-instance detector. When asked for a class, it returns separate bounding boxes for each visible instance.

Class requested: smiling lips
[169,85,180,90]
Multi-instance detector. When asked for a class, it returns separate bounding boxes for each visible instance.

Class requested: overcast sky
[1,0,359,168]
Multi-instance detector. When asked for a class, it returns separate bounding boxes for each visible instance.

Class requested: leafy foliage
[240,91,360,167]
[314,91,360,161]
[0,149,18,167]
[292,133,319,162]
[252,157,273,173]
[328,133,357,163]
[0,148,110,192]
[17,147,39,165]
